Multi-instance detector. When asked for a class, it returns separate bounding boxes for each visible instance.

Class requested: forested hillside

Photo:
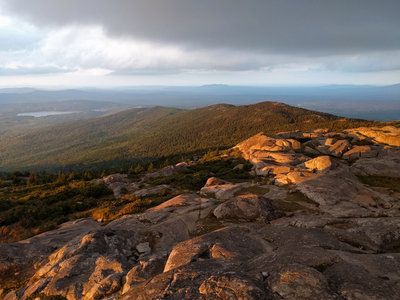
[0,101,377,171]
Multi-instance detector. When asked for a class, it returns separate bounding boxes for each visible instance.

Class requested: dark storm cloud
[2,0,400,56]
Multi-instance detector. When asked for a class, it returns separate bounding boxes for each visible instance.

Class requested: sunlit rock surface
[2,125,400,299]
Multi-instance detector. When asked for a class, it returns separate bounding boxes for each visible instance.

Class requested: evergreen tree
[128,165,135,175]
[134,164,144,174]
[28,172,38,184]
[163,159,169,168]
[67,172,76,182]
[83,171,92,180]
[57,172,66,183]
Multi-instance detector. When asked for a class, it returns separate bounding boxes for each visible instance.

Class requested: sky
[0,0,399,88]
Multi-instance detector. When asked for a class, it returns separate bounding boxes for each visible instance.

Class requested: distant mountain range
[1,84,399,121]
[0,101,380,171]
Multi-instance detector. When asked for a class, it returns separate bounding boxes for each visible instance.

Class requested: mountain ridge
[0,101,380,171]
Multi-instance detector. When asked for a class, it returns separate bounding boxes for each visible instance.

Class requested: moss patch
[358,176,400,192]
[190,214,223,238]
[234,185,270,196]
[285,191,319,206]
[274,199,307,213]
[275,191,319,214]
[313,263,332,273]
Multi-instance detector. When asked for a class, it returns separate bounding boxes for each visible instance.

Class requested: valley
[0,100,127,136]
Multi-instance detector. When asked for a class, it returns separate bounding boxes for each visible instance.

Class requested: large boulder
[351,157,400,178]
[145,162,189,178]
[122,256,167,294]
[346,126,400,147]
[275,171,322,185]
[200,177,251,200]
[213,194,284,222]
[235,133,301,160]
[133,184,172,197]
[94,173,139,199]
[121,260,267,300]
[328,140,351,157]
[251,151,309,165]
[164,226,265,272]
[255,164,292,176]
[295,166,397,217]
[342,145,378,160]
[277,215,400,253]
[31,228,138,300]
[0,218,101,298]
[304,156,335,172]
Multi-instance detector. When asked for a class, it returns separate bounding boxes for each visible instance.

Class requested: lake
[17,111,79,118]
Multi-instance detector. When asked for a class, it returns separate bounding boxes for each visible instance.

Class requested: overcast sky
[0,0,399,87]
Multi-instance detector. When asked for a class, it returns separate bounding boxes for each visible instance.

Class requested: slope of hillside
[1,125,399,299]
[0,101,377,171]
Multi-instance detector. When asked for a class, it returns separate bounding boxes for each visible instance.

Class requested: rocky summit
[1,125,400,300]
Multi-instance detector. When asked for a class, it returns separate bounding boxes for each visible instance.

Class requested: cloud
[318,51,400,73]
[0,0,399,85]
[0,25,297,75]
[1,0,399,57]
[0,16,42,51]
[0,66,72,76]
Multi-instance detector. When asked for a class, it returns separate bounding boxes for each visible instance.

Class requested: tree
[67,172,76,182]
[128,165,135,175]
[147,163,154,172]
[28,172,38,184]
[134,164,144,174]
[83,171,92,180]
[163,159,169,168]
[57,172,66,183]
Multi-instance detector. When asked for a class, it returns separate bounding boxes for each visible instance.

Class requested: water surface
[17,111,79,118]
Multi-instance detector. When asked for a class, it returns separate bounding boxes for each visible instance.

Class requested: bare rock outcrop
[145,162,189,178]
[164,226,265,272]
[233,125,400,217]
[275,170,322,185]
[351,157,400,178]
[200,177,251,200]
[3,125,400,299]
[122,256,167,294]
[133,184,172,197]
[295,166,398,217]
[304,155,334,172]
[121,224,400,300]
[342,145,378,160]
[328,139,351,157]
[345,126,400,147]
[213,194,284,222]
[94,173,140,199]
[3,194,217,300]
[0,218,101,297]
[235,133,301,160]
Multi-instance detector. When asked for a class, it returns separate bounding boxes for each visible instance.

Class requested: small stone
[136,242,151,254]
[233,164,244,170]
